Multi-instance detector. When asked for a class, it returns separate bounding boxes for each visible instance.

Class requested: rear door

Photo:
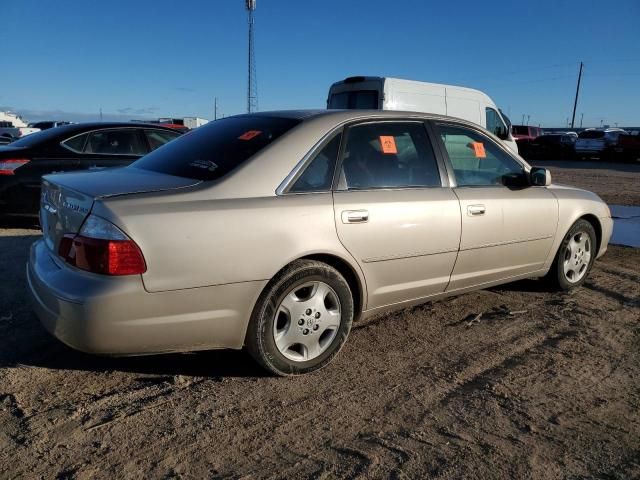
[332,120,461,310]
[433,121,558,290]
[77,128,148,170]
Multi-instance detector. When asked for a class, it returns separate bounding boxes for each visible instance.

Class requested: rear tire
[245,260,354,376]
[544,219,597,290]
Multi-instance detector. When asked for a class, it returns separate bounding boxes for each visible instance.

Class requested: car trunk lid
[40,167,200,254]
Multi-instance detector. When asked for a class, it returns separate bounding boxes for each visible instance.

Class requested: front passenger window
[486,107,507,138]
[437,124,524,187]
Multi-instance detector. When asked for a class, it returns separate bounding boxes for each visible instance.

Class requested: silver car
[575,127,628,158]
[28,110,613,375]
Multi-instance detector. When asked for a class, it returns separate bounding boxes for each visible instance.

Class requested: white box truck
[327,76,518,153]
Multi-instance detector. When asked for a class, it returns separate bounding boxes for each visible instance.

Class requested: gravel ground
[1,161,638,479]
[531,160,640,206]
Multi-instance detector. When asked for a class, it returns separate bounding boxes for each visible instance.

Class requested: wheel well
[300,254,364,320]
[579,214,602,253]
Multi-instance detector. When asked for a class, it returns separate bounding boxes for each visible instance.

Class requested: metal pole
[580,113,583,128]
[246,1,257,113]
[570,62,583,129]
[214,97,218,120]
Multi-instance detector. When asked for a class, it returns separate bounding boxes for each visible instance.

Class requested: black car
[0,122,182,216]
[28,121,73,130]
[526,134,577,160]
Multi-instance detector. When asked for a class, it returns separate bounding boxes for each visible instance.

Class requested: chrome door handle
[467,204,486,216]
[342,210,369,223]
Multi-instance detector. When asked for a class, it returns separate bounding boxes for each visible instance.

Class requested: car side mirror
[530,167,551,187]
[495,126,509,140]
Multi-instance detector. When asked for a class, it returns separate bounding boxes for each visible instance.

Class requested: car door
[77,128,148,170]
[332,120,461,310]
[433,122,559,291]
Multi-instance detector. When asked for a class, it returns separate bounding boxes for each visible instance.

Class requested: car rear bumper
[27,239,266,355]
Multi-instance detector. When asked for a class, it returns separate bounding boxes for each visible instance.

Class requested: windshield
[498,109,512,129]
[328,90,379,109]
[578,130,605,139]
[132,115,301,181]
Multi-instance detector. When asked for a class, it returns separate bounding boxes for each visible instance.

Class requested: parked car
[28,121,73,130]
[574,128,628,159]
[527,133,577,160]
[610,132,640,162]
[511,125,544,158]
[0,122,182,216]
[0,120,40,141]
[327,76,519,153]
[28,110,612,376]
[512,125,544,141]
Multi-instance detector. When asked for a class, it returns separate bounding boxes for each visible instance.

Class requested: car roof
[53,121,182,133]
[250,109,480,127]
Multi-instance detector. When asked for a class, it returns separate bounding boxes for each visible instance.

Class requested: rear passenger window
[290,134,341,193]
[85,129,146,155]
[145,129,181,151]
[437,124,524,187]
[339,122,440,190]
[62,133,89,152]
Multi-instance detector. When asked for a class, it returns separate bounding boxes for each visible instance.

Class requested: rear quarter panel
[93,192,365,295]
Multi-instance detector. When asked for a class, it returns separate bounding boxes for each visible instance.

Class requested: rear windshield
[8,127,73,147]
[131,115,301,181]
[578,130,605,139]
[328,90,379,109]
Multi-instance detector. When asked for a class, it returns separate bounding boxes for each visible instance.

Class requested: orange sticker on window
[471,142,486,158]
[379,136,397,154]
[238,130,262,141]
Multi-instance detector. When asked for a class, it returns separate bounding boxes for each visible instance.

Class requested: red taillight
[58,215,146,275]
[0,159,30,175]
[59,235,146,275]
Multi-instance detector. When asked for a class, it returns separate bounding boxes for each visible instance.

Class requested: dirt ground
[1,161,638,479]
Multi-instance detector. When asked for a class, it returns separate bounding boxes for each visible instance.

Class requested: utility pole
[570,62,583,129]
[246,0,258,113]
[521,114,525,125]
[580,113,584,128]
[214,97,218,120]
[526,115,530,126]
[99,107,103,121]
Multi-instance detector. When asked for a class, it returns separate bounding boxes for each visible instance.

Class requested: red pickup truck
[614,133,640,162]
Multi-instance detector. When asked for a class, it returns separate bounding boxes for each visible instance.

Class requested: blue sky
[3,0,640,127]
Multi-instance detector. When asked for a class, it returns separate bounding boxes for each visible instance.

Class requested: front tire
[545,219,597,290]
[245,260,354,376]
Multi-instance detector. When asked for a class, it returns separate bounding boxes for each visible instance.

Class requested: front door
[332,120,461,310]
[433,122,558,291]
